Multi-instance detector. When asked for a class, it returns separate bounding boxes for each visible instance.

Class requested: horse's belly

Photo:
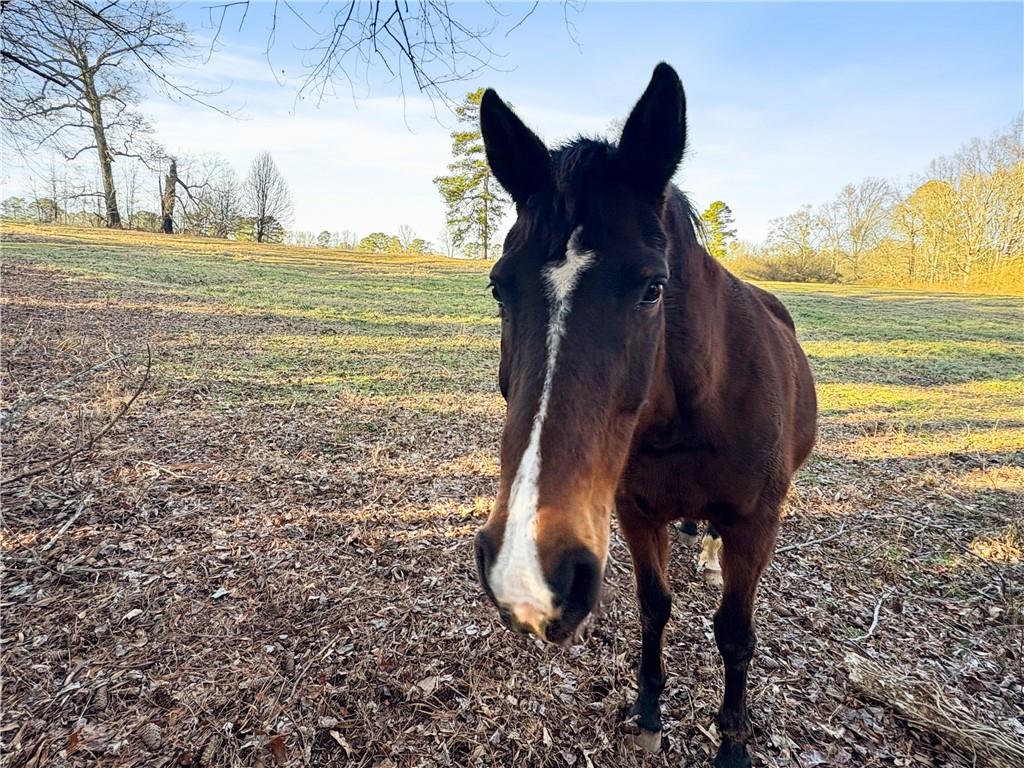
[621,449,764,523]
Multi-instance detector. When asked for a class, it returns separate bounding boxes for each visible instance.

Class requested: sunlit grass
[969,526,1022,565]
[804,339,1024,385]
[951,465,1024,493]
[845,425,1024,460]
[4,221,1022,465]
[817,380,1022,422]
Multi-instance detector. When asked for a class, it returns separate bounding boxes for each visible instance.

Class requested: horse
[473,63,817,767]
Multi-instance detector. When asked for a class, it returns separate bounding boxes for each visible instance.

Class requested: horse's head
[474,64,687,643]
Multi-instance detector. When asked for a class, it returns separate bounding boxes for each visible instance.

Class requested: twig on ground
[776,522,849,554]
[41,503,87,551]
[854,595,886,641]
[1,347,151,486]
[0,352,128,430]
[138,460,193,481]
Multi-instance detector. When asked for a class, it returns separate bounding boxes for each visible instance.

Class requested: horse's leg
[713,511,778,768]
[619,505,672,751]
[698,523,723,587]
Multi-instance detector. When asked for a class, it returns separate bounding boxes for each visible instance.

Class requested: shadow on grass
[808,351,1023,385]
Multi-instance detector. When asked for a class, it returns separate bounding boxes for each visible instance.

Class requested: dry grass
[2,224,1022,767]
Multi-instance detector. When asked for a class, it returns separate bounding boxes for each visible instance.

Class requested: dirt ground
[2,234,1022,767]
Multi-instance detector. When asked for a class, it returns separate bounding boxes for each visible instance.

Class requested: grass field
[2,223,1022,767]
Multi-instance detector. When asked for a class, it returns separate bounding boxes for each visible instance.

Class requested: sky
[5,1,1023,244]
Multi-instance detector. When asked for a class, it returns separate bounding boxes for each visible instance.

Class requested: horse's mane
[549,136,704,248]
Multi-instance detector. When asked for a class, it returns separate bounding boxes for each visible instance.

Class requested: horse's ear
[480,89,550,205]
[617,63,687,200]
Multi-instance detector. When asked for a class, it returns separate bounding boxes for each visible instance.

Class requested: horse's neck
[648,204,730,424]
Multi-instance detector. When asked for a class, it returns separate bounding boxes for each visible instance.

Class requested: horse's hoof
[631,728,662,753]
[714,739,751,768]
[704,568,723,588]
[678,530,700,546]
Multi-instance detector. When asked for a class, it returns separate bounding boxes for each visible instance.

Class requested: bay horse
[473,63,817,767]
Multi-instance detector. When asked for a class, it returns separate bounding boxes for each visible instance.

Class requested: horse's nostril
[550,547,602,629]
[570,559,598,606]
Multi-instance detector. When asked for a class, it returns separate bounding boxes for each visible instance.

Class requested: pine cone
[199,734,221,767]
[139,722,162,750]
[92,685,109,712]
[152,686,176,710]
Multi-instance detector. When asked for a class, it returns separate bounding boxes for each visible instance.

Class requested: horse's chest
[622,445,763,521]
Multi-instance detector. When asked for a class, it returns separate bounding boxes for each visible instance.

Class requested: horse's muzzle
[475,529,602,644]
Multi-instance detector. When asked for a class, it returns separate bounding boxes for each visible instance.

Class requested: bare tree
[815,200,845,277]
[207,164,242,239]
[1,1,202,228]
[119,156,143,229]
[202,2,558,106]
[833,178,894,281]
[437,225,456,259]
[157,154,234,236]
[761,205,837,282]
[923,119,1024,287]
[768,206,824,260]
[158,155,232,236]
[335,229,359,249]
[160,157,210,234]
[889,181,927,284]
[396,224,417,250]
[159,159,181,234]
[243,151,293,243]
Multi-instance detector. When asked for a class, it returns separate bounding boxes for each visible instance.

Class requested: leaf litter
[2,259,1021,767]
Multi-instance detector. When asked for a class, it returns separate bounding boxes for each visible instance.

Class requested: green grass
[3,224,1023,456]
[3,228,501,404]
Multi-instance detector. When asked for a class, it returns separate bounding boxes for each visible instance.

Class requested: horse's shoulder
[745,283,797,332]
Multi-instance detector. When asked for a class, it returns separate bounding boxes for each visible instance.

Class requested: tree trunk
[161,160,178,234]
[482,171,490,260]
[81,68,121,229]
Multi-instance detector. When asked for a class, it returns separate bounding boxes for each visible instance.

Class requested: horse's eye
[638,280,665,307]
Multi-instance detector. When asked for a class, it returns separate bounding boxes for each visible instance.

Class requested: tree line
[0,1,294,242]
[717,118,1023,291]
[1,149,295,243]
[1,180,436,256]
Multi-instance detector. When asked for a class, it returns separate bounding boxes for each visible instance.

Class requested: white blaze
[489,227,595,620]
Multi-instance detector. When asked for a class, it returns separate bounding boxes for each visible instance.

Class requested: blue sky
[8,2,1023,243]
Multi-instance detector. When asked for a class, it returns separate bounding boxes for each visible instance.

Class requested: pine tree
[701,201,738,259]
[434,89,510,259]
